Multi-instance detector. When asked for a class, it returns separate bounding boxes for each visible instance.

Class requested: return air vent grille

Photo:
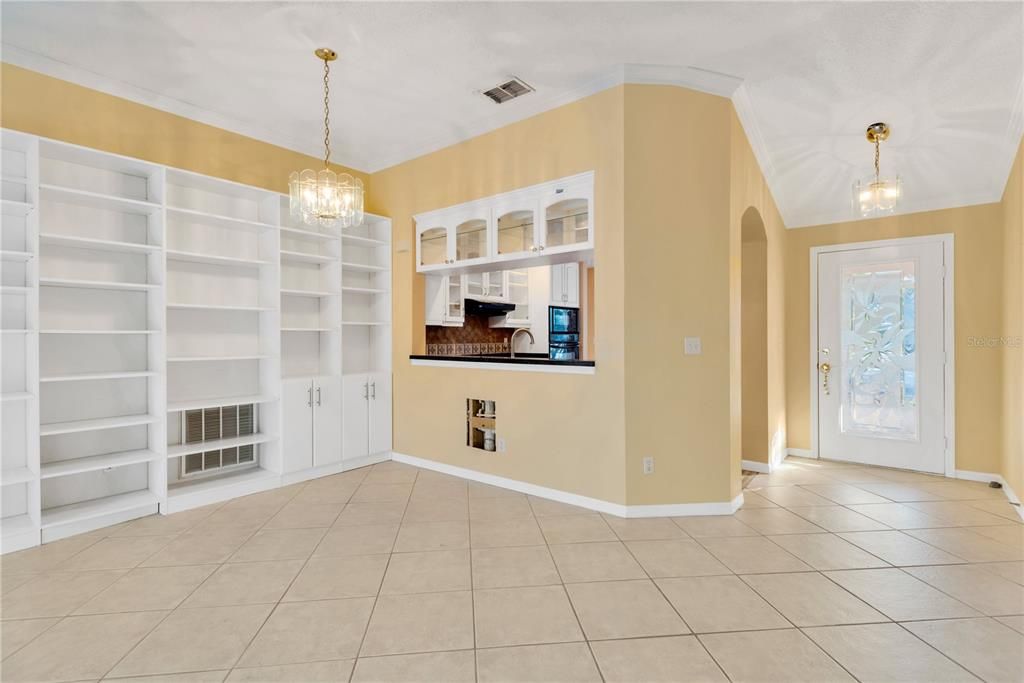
[482,77,535,104]
[181,403,256,477]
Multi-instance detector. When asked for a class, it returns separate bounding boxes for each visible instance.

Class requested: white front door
[816,239,949,473]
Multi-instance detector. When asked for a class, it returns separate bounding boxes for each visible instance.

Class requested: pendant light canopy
[289,48,364,231]
[852,122,901,218]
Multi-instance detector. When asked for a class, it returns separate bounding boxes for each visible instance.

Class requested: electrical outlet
[642,456,654,475]
[496,438,507,453]
[684,337,702,355]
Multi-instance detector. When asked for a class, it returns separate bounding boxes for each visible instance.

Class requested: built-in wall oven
[548,306,580,361]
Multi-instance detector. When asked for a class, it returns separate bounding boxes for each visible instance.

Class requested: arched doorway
[741,207,769,468]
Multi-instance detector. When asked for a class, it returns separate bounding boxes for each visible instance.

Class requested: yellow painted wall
[371,86,629,504]
[741,219,769,465]
[785,203,1006,474]
[0,64,371,202]
[1002,141,1023,495]
[729,111,788,487]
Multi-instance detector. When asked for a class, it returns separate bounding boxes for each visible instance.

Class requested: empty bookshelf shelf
[40,449,162,479]
[40,233,160,254]
[40,413,160,436]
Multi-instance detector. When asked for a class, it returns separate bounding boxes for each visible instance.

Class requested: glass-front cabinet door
[494,193,538,261]
[453,207,490,266]
[417,220,451,271]
[542,180,592,254]
[506,270,529,324]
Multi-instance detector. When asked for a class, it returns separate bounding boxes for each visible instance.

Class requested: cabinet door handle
[363,382,369,400]
[307,386,313,407]
[370,381,376,399]
[316,386,322,406]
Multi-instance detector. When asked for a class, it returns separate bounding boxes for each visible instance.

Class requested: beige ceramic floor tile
[903,502,1016,528]
[1,570,127,619]
[110,605,273,677]
[905,527,1024,562]
[226,660,353,682]
[141,528,254,567]
[823,568,980,621]
[198,506,281,532]
[698,536,812,574]
[976,561,1024,585]
[380,549,471,594]
[476,642,602,683]
[236,598,374,667]
[565,579,688,640]
[672,515,760,538]
[548,541,646,583]
[800,484,891,505]
[968,524,1024,546]
[804,623,978,683]
[351,650,475,683]
[313,523,399,557]
[733,508,826,534]
[400,497,468,523]
[291,480,359,505]
[846,503,958,530]
[656,575,790,633]
[350,482,414,504]
[109,508,216,537]
[334,501,408,526]
[470,517,546,548]
[410,480,469,502]
[393,520,469,553]
[74,565,216,614]
[1,611,165,683]
[997,615,1024,634]
[855,483,946,502]
[537,514,617,544]
[227,528,326,563]
[182,560,304,608]
[360,591,474,656]
[468,496,534,521]
[471,545,561,588]
[904,564,1024,615]
[262,502,343,529]
[283,554,389,601]
[468,482,526,499]
[967,499,1024,522]
[100,669,228,682]
[753,486,837,507]
[0,617,60,660]
[56,536,175,571]
[601,515,688,541]
[741,572,887,626]
[767,533,890,570]
[838,530,966,565]
[739,491,780,508]
[787,506,891,532]
[904,618,1024,683]
[590,635,728,683]
[527,496,591,517]
[1,534,102,575]
[624,539,731,578]
[699,628,855,683]
[474,584,584,647]
[363,467,419,485]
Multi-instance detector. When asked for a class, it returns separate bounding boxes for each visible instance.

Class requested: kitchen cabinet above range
[415,171,593,275]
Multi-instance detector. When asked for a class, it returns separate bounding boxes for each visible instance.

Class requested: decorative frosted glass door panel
[496,206,536,258]
[840,261,918,440]
[418,226,449,268]
[817,240,947,474]
[455,217,489,264]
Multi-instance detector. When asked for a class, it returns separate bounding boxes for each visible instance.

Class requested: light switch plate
[496,438,507,453]
[684,337,702,355]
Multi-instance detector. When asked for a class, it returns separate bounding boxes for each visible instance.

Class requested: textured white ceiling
[2,1,1021,227]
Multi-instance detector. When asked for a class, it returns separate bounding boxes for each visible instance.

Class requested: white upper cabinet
[415,171,593,274]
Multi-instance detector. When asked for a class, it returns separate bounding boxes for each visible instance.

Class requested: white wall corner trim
[741,459,771,474]
[787,448,814,459]
[391,452,742,518]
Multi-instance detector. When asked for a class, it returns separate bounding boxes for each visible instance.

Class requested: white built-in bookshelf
[0,130,392,551]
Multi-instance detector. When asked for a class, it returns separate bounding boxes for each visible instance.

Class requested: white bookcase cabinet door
[341,374,370,461]
[368,372,392,456]
[282,378,314,473]
[313,376,343,467]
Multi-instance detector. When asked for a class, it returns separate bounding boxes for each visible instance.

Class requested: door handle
[307,386,313,407]
[370,381,376,399]
[819,362,832,396]
[316,386,322,407]
[362,382,368,400]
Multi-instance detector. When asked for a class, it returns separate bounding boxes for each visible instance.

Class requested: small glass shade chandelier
[289,48,364,230]
[852,122,901,217]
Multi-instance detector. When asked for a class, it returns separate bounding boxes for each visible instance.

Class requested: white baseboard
[742,459,771,474]
[391,452,742,518]
[954,470,1023,521]
[787,448,814,458]
[280,452,392,486]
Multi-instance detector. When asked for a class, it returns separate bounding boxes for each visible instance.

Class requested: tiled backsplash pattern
[426,313,513,356]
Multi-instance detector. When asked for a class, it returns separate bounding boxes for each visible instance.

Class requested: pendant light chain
[874,136,880,183]
[322,57,331,169]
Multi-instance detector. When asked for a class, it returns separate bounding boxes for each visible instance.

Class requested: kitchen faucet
[510,328,535,358]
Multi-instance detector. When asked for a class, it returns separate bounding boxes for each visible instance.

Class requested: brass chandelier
[852,122,901,217]
[289,48,364,230]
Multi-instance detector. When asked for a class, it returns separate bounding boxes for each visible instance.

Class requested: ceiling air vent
[482,77,535,104]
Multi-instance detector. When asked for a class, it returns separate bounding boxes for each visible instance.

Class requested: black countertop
[410,352,595,368]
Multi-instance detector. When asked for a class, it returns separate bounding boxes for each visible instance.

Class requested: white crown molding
[995,76,1024,202]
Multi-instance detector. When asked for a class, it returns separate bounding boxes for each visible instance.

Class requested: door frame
[808,234,955,476]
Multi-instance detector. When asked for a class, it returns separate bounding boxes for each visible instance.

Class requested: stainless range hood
[464,298,515,316]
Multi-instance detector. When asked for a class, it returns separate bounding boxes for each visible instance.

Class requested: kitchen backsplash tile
[426,313,513,355]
